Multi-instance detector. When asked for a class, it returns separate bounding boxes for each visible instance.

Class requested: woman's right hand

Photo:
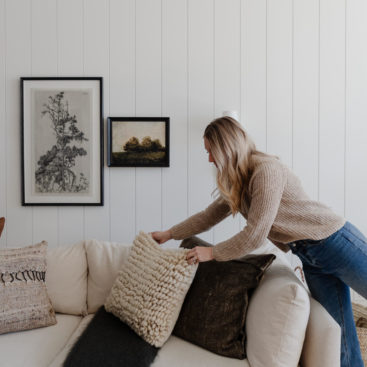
[150,230,172,244]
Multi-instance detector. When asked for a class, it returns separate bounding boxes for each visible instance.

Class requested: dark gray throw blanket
[63,306,159,367]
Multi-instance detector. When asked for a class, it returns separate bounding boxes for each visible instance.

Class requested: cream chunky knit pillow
[104,231,198,347]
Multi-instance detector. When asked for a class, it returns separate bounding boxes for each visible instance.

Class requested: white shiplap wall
[1,0,367,305]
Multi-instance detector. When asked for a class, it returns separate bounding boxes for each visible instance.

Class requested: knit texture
[0,241,57,335]
[104,231,198,347]
[170,155,346,261]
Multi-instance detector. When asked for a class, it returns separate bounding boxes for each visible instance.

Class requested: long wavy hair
[204,116,279,215]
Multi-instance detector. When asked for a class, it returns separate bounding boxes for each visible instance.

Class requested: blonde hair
[203,116,279,215]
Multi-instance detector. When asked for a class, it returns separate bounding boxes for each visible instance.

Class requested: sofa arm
[300,297,341,367]
[245,264,310,367]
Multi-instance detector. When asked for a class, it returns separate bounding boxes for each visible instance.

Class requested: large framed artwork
[107,117,170,167]
[21,77,104,205]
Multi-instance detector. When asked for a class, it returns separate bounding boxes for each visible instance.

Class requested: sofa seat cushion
[62,306,159,367]
[51,314,250,367]
[49,314,95,367]
[152,335,250,367]
[0,313,82,367]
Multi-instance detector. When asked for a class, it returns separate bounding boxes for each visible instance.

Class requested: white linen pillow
[84,239,131,313]
[104,231,198,347]
[245,263,310,367]
[46,241,88,316]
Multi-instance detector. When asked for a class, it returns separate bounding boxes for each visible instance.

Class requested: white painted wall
[1,0,367,304]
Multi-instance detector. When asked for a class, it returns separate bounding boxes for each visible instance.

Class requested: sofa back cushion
[301,297,341,367]
[46,241,88,316]
[84,239,131,314]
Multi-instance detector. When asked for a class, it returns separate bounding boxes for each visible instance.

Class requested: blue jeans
[288,221,367,367]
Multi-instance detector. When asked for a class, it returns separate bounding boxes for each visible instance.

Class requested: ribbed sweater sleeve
[212,162,286,261]
[169,196,231,239]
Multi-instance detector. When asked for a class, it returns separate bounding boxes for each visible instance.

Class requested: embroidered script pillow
[104,231,198,347]
[0,241,57,334]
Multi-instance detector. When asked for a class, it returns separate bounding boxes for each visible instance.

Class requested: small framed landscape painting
[21,77,104,206]
[107,117,170,167]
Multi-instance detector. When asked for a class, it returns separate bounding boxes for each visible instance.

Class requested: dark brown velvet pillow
[173,236,275,359]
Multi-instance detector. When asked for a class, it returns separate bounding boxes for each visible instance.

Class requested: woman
[151,116,367,367]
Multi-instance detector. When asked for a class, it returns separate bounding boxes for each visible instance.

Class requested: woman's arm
[169,196,231,240]
[212,162,286,261]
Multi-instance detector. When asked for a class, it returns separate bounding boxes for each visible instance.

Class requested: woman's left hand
[186,246,214,265]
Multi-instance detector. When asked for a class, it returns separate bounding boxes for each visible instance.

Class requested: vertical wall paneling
[187,0,215,243]
[2,1,367,307]
[83,0,110,241]
[57,0,83,75]
[346,0,367,308]
[265,0,293,263]
[109,0,136,244]
[288,0,317,270]
[135,0,162,234]
[213,0,241,244]
[293,0,319,201]
[319,0,345,216]
[345,0,367,234]
[5,0,33,247]
[242,0,267,152]
[161,0,188,248]
[0,0,6,247]
[267,0,293,168]
[31,0,59,248]
[240,0,267,232]
[57,0,85,245]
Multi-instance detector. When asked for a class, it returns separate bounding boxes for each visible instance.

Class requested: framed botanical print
[21,77,104,205]
[107,117,170,167]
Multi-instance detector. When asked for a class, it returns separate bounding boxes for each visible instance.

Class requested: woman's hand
[150,230,172,244]
[186,246,214,265]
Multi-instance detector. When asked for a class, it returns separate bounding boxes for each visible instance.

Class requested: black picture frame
[107,117,170,167]
[21,77,104,206]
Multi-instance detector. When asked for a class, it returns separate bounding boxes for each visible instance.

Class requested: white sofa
[0,238,341,367]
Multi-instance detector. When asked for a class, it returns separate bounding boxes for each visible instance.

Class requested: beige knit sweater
[169,155,346,261]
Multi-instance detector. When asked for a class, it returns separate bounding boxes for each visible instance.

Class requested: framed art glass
[107,117,170,167]
[21,77,104,205]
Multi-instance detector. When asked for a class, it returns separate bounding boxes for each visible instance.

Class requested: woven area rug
[63,306,159,367]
